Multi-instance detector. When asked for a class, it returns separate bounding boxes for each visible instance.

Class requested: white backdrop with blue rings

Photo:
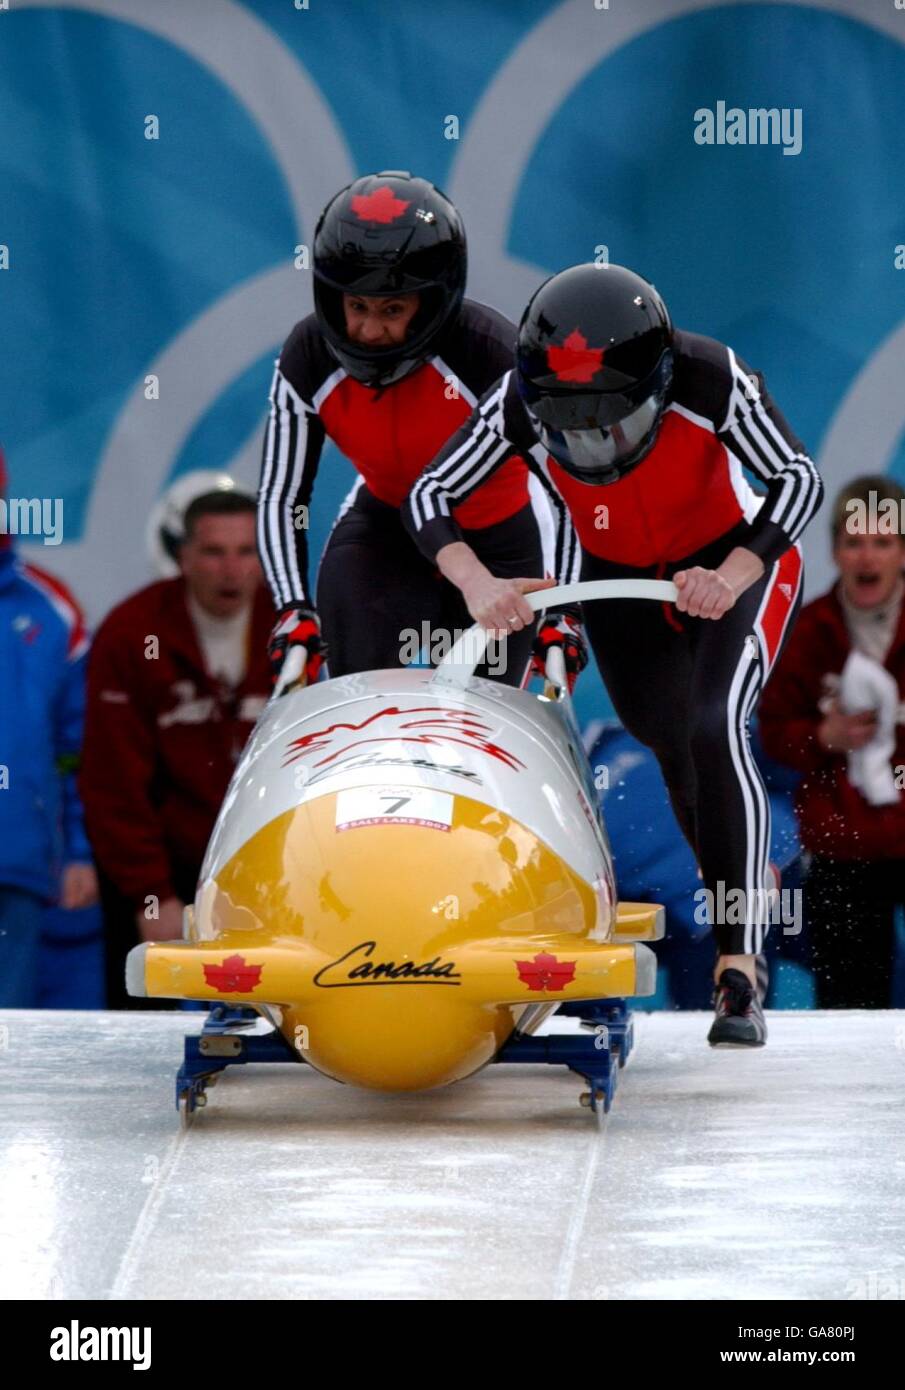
[3,0,904,726]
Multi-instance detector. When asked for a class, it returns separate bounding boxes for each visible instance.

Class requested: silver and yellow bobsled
[126,580,673,1116]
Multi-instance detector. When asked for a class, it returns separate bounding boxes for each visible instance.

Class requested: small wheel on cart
[177,1085,207,1129]
[579,1086,610,1117]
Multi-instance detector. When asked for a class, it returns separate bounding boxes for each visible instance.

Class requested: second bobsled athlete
[403,263,824,1047]
[258,171,575,687]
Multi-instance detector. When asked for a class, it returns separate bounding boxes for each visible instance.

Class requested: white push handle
[523,578,677,612]
[541,641,585,748]
[272,643,307,700]
[543,641,569,696]
[431,577,678,688]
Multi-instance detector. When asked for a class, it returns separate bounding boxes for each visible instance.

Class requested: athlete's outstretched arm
[257,364,326,611]
[718,349,823,565]
[675,351,823,619]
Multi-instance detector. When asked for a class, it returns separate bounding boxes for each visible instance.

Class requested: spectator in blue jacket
[0,453,97,1006]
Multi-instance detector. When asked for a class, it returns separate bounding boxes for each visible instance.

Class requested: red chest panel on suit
[548,408,747,564]
[318,363,528,527]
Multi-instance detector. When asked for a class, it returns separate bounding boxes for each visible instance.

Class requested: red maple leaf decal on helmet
[350,185,411,224]
[203,954,263,993]
[514,952,577,992]
[547,329,605,384]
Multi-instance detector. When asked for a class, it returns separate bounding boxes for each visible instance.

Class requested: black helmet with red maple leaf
[516,263,674,485]
[313,171,467,388]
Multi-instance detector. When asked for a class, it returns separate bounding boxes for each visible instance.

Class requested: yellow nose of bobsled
[129,791,654,1092]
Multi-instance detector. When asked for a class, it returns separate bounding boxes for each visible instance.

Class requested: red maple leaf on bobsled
[203,954,263,993]
[350,186,410,223]
[547,329,605,384]
[515,952,577,992]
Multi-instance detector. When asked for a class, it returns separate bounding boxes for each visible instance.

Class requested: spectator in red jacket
[760,474,905,1007]
[81,489,274,1007]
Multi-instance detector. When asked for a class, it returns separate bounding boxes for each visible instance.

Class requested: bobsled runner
[126,580,674,1123]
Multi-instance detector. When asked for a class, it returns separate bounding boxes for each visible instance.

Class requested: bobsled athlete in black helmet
[404,262,824,1048]
[258,171,563,688]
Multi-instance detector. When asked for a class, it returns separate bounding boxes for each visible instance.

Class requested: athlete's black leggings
[580,524,803,956]
[317,485,543,686]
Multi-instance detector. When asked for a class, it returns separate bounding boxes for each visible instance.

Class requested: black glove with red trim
[267,605,325,685]
[530,611,589,693]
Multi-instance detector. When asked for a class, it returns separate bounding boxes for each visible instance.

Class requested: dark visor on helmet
[521,348,673,481]
[531,390,666,480]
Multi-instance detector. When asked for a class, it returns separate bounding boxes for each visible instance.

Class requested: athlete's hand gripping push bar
[433,578,679,688]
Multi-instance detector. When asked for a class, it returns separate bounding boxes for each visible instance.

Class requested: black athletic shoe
[708,968,767,1047]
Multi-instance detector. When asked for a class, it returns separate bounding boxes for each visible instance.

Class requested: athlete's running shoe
[707,967,767,1047]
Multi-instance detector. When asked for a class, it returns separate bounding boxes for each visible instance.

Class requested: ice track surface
[1,1008,903,1301]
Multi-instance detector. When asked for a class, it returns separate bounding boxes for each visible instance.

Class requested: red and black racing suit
[257,300,570,685]
[403,331,824,956]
